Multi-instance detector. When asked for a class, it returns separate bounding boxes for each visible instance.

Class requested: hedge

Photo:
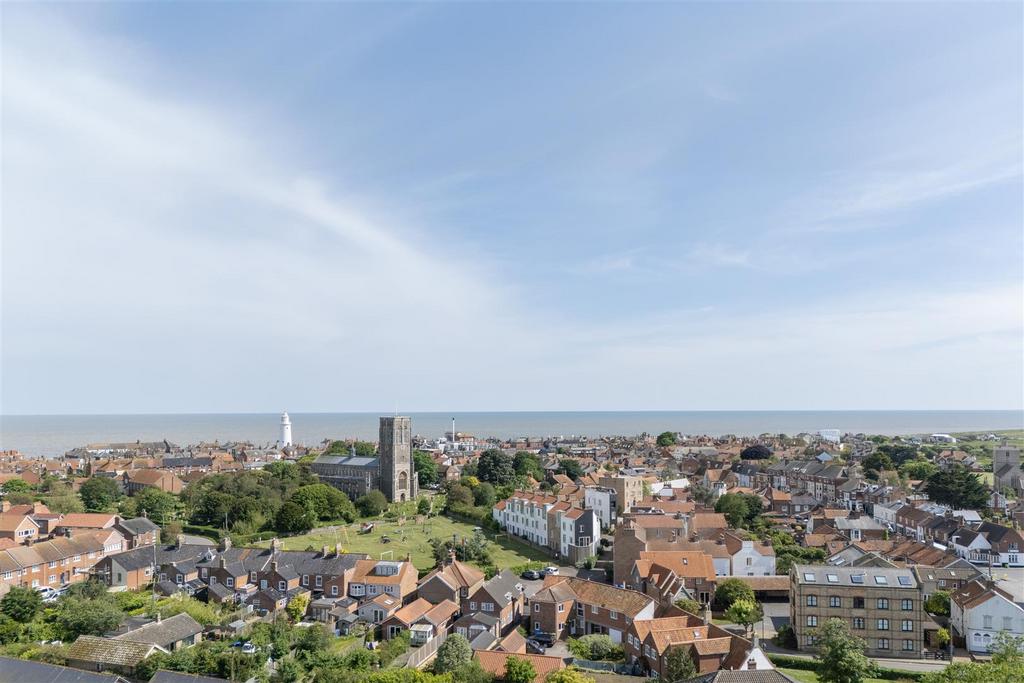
[766,655,925,681]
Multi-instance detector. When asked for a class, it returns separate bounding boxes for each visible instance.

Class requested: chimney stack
[322,545,330,558]
[220,537,232,552]
[176,534,185,549]
[335,543,342,557]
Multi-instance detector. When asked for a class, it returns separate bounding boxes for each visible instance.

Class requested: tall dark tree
[275,501,314,533]
[557,458,584,481]
[925,465,988,509]
[740,444,772,460]
[476,449,515,485]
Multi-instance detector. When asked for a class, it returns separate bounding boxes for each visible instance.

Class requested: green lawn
[257,514,551,572]
[778,668,915,683]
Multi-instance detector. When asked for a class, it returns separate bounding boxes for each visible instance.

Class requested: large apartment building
[790,565,924,659]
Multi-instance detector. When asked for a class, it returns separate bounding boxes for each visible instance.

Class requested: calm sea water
[1,411,1021,458]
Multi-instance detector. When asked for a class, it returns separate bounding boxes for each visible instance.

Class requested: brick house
[529,576,657,643]
[463,569,526,635]
[418,558,485,606]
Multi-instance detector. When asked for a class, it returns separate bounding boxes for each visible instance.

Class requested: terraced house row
[492,491,600,564]
[0,515,158,595]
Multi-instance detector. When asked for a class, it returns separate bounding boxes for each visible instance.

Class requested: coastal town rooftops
[792,565,918,588]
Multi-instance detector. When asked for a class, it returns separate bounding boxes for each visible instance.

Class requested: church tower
[379,416,415,502]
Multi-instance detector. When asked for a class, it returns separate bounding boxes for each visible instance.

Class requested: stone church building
[311,416,417,502]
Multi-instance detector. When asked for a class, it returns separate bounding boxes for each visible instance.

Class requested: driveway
[519,567,578,599]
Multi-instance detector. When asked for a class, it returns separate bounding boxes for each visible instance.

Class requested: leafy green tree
[724,599,763,636]
[286,593,310,622]
[876,443,920,467]
[275,501,314,533]
[128,486,177,521]
[814,618,875,683]
[53,596,124,639]
[713,578,754,611]
[290,483,356,522]
[513,451,543,480]
[662,646,696,682]
[417,497,432,515]
[740,445,772,460]
[356,490,389,517]
[688,482,716,507]
[474,482,497,507]
[715,493,753,528]
[445,483,475,508]
[272,656,305,683]
[557,459,584,481]
[477,450,516,485]
[1,478,32,493]
[413,450,439,488]
[924,590,950,616]
[656,432,677,447]
[503,656,536,683]
[925,465,989,509]
[935,628,950,649]
[79,476,123,511]
[899,459,938,480]
[0,586,42,623]
[434,632,472,672]
[862,452,895,479]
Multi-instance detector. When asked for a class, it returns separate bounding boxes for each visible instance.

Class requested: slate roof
[0,656,131,682]
[112,613,203,648]
[66,636,165,667]
[792,565,918,588]
[117,517,160,535]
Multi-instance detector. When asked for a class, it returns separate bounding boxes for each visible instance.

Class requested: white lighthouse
[280,411,293,448]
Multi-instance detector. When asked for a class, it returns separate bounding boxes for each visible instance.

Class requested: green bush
[566,634,623,661]
[766,654,925,681]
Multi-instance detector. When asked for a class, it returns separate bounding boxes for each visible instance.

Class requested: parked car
[531,632,555,646]
[241,643,258,655]
[525,639,547,654]
[35,587,58,603]
[543,566,559,576]
[521,570,541,580]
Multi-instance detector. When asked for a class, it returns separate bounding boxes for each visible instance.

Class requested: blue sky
[2,2,1022,414]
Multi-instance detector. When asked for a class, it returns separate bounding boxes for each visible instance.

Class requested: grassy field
[778,668,915,683]
[257,514,551,571]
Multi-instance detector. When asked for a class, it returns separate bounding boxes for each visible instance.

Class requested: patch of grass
[777,669,915,683]
[256,514,551,571]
